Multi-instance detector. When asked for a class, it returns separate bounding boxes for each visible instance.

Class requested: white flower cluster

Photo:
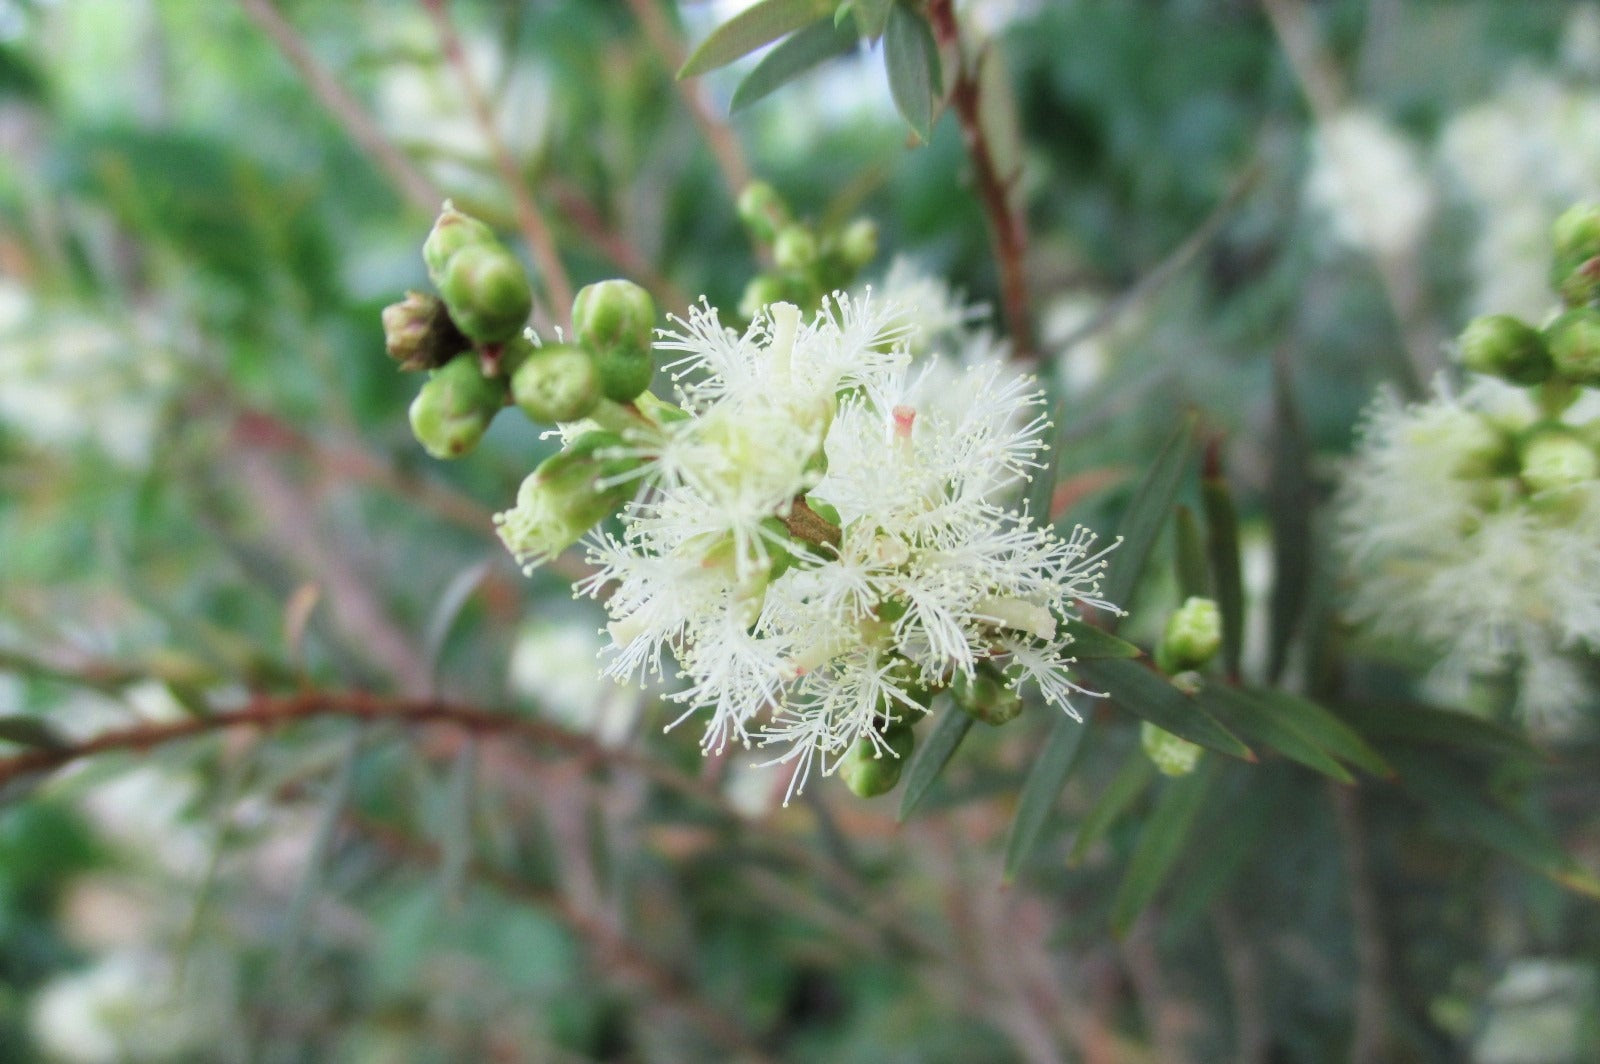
[1337,377,1600,725]
[554,294,1115,800]
[1304,108,1434,260]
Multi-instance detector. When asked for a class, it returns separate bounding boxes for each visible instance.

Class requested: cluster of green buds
[380,204,661,468]
[735,181,879,320]
[1141,597,1222,777]
[837,719,918,799]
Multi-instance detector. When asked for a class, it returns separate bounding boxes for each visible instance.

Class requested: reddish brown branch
[926,0,1036,362]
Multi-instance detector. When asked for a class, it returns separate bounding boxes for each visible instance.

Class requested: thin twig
[237,0,441,213]
[1331,783,1391,1063]
[623,0,752,196]
[1257,0,1438,394]
[926,0,1036,362]
[421,0,573,327]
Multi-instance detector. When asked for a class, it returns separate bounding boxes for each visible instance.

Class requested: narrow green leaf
[1067,749,1156,866]
[436,739,477,907]
[1163,769,1277,929]
[1246,689,1390,777]
[1201,473,1245,678]
[1111,757,1217,936]
[1102,416,1196,623]
[1062,619,1140,660]
[679,0,834,79]
[883,1,940,142]
[731,17,858,112]
[423,560,491,690]
[1195,684,1353,783]
[1336,700,1543,760]
[1075,658,1252,759]
[839,0,893,39]
[1266,351,1311,682]
[1003,714,1090,880]
[1173,505,1209,600]
[0,716,67,750]
[1394,752,1600,898]
[897,704,974,821]
[278,731,361,976]
[1025,395,1065,524]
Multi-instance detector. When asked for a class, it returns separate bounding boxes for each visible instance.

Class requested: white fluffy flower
[578,294,1117,800]
[1337,377,1600,725]
[1305,109,1433,259]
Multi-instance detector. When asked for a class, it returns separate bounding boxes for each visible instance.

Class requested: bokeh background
[3,1,1600,1061]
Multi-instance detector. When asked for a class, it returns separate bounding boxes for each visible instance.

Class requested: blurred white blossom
[1304,108,1433,259]
[30,950,226,1064]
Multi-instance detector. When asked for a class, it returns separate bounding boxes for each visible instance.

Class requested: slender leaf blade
[1336,700,1543,760]
[1062,618,1140,660]
[1076,658,1251,759]
[1102,416,1195,623]
[897,704,974,821]
[1201,472,1245,678]
[1068,749,1156,866]
[1111,758,1217,935]
[732,17,858,112]
[1196,684,1353,783]
[840,0,893,39]
[1173,504,1209,600]
[1003,714,1090,880]
[883,1,940,142]
[679,0,834,79]
[0,716,67,750]
[1246,689,1390,777]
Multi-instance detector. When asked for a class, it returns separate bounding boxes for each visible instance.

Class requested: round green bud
[773,225,818,273]
[593,348,653,403]
[1141,722,1202,777]
[495,431,640,568]
[736,181,791,243]
[1552,203,1600,267]
[1546,307,1600,384]
[1520,427,1599,494]
[423,203,496,285]
[952,662,1024,726]
[838,218,879,270]
[438,243,533,344]
[408,355,507,460]
[572,279,656,363]
[738,274,788,321]
[838,721,916,799]
[1158,596,1222,674]
[381,290,469,372]
[510,342,600,424]
[1458,314,1552,385]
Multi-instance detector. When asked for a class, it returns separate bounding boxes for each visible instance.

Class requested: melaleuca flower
[1337,376,1600,726]
[574,293,1118,800]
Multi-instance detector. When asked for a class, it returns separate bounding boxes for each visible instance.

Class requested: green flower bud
[1520,427,1599,494]
[736,181,791,243]
[381,290,469,372]
[952,662,1024,726]
[423,202,496,285]
[573,279,656,363]
[1553,203,1600,266]
[773,225,819,272]
[510,342,600,424]
[738,274,788,321]
[1558,256,1600,308]
[838,720,916,798]
[838,218,879,269]
[593,349,653,403]
[1546,307,1600,384]
[1157,596,1222,674]
[1141,722,1202,777]
[408,355,507,460]
[439,243,534,344]
[494,431,640,569]
[1458,314,1551,385]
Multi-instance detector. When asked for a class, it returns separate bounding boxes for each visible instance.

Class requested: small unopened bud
[1546,307,1600,384]
[952,662,1024,726]
[423,202,496,284]
[773,225,818,272]
[573,279,656,362]
[439,244,534,344]
[494,431,640,570]
[736,181,791,243]
[1553,203,1600,267]
[1158,596,1222,674]
[838,218,878,269]
[1520,428,1599,493]
[510,342,600,424]
[739,274,788,320]
[839,720,916,798]
[1458,314,1551,385]
[1141,722,1202,777]
[381,291,468,371]
[408,355,507,460]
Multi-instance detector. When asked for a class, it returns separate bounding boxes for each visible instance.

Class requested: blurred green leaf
[0,717,66,751]
[1266,351,1312,683]
[1173,504,1209,600]
[1246,689,1390,777]
[679,0,835,78]
[1337,701,1543,760]
[732,17,859,112]
[1075,658,1251,758]
[883,1,940,142]
[897,704,974,821]
[1200,471,1245,679]
[1068,748,1156,866]
[1195,684,1352,783]
[1003,713,1089,880]
[1101,415,1195,621]
[839,0,893,39]
[1111,757,1217,936]
[1062,619,1140,659]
